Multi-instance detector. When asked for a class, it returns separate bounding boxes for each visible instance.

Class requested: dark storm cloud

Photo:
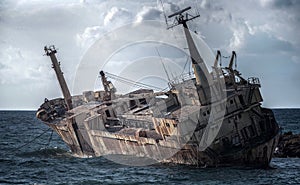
[272,0,300,8]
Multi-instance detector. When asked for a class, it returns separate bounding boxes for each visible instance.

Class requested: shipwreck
[36,7,279,167]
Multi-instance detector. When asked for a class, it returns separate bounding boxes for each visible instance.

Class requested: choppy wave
[17,147,71,158]
[0,110,300,184]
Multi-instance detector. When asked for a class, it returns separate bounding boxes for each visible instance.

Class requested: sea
[0,109,299,185]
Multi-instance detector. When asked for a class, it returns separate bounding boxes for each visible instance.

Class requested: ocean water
[0,109,299,185]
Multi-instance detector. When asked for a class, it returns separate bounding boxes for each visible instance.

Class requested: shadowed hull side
[46,118,279,167]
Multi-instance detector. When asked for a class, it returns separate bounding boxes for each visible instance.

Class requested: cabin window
[240,129,245,140]
[105,110,111,117]
[248,125,256,137]
[238,95,245,106]
[166,122,170,127]
[138,130,147,137]
[241,128,248,140]
[265,117,271,130]
[269,117,274,130]
[129,100,137,110]
[259,121,266,132]
[232,135,240,145]
[139,98,147,105]
[222,137,230,146]
[230,100,234,104]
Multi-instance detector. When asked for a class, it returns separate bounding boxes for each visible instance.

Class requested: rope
[45,130,54,147]
[12,128,51,153]
[180,56,190,76]
[109,75,161,90]
[156,47,171,82]
[2,128,53,175]
[105,72,164,91]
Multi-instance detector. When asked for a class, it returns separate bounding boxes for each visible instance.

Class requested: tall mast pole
[167,7,212,105]
[44,45,73,110]
[181,20,211,88]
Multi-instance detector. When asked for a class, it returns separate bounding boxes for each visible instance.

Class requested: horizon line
[1,107,300,111]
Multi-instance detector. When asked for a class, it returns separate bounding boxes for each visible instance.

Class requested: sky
[0,0,299,110]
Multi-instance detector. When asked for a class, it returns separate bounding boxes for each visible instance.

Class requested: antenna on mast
[166,6,200,29]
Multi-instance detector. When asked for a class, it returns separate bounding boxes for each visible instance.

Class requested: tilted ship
[36,7,279,167]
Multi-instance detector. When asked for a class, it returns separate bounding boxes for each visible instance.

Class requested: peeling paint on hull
[46,118,279,167]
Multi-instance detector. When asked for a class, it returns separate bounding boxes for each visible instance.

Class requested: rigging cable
[180,56,190,76]
[155,47,171,82]
[106,73,162,90]
[105,72,164,91]
[7,128,51,154]
[45,129,54,147]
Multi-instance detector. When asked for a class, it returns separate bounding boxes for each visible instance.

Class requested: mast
[44,45,73,110]
[99,70,110,101]
[99,71,116,101]
[167,7,212,105]
[226,51,237,87]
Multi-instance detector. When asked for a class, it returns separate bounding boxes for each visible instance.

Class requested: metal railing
[247,77,260,85]
[169,73,194,85]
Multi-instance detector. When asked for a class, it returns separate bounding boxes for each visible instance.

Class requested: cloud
[260,0,300,8]
[291,56,300,64]
[0,45,60,109]
[229,20,247,51]
[157,1,180,13]
[76,5,164,49]
[104,6,133,27]
[135,6,162,23]
[76,6,135,49]
[242,32,295,54]
[76,26,103,49]
[194,0,299,56]
[0,46,53,85]
[259,0,273,7]
[0,0,299,108]
[200,0,212,9]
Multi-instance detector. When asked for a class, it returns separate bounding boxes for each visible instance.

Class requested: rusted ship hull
[46,112,279,167]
